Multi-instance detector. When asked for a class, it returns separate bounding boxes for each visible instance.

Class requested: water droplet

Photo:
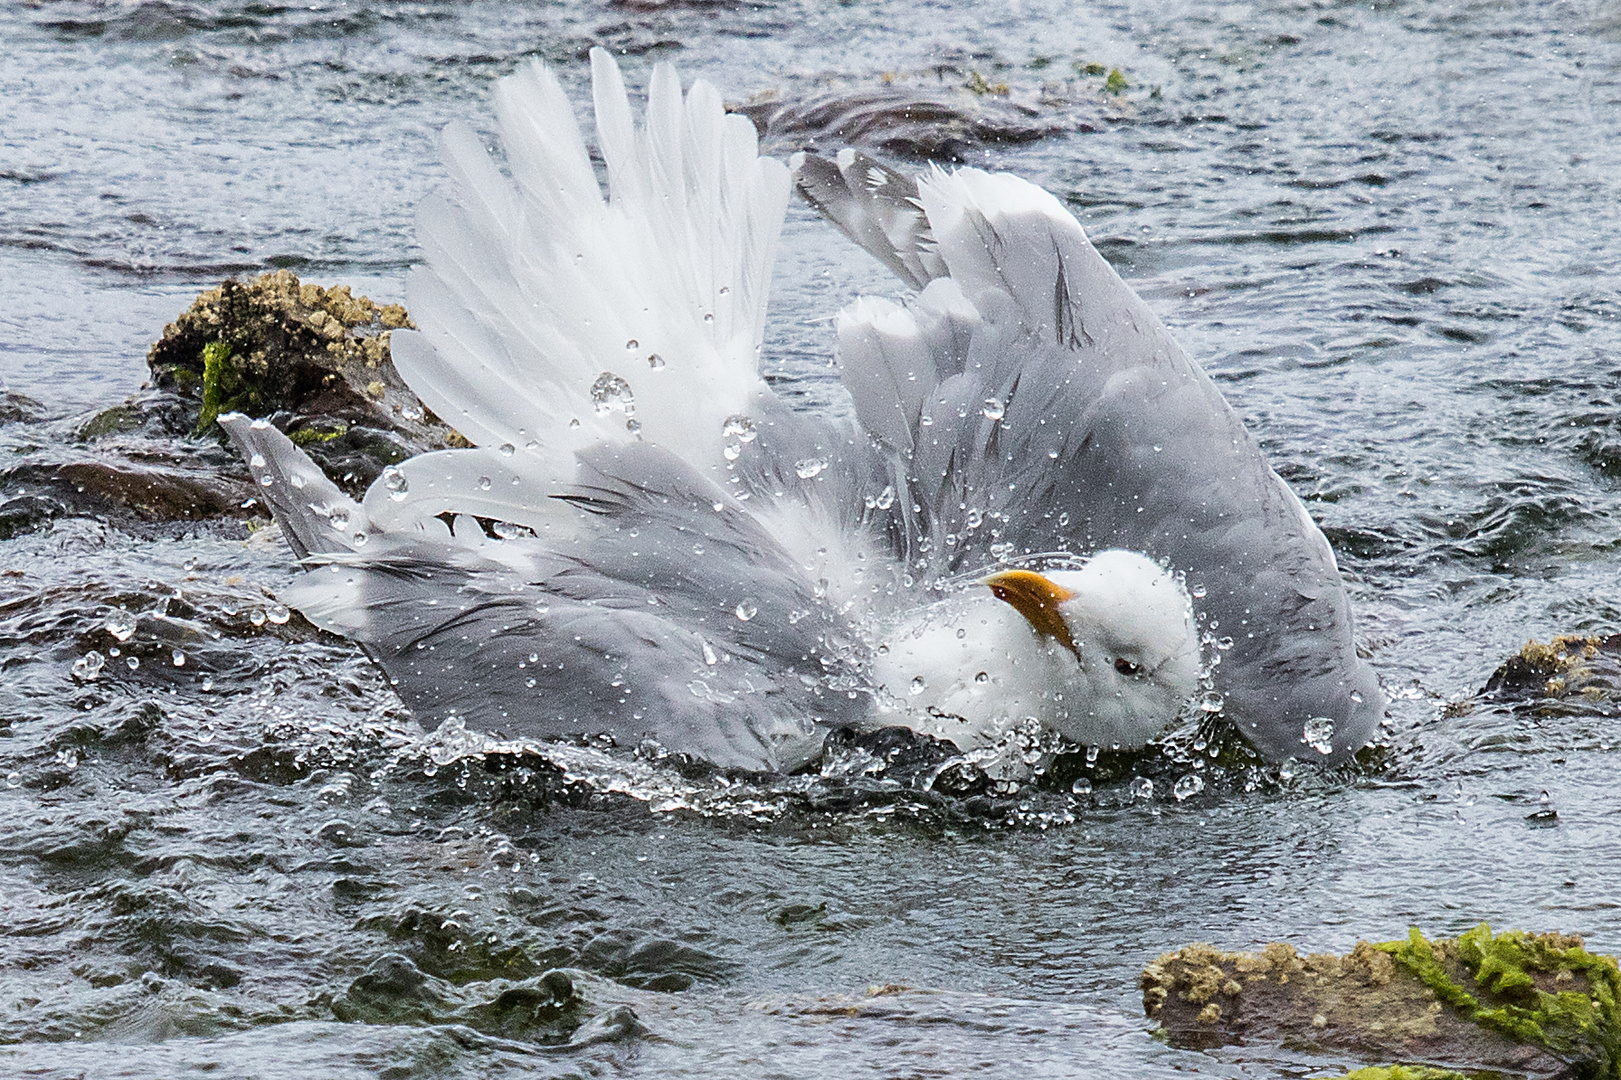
[201,677,214,692]
[498,443,515,457]
[1070,776,1092,795]
[909,675,926,695]
[267,605,291,625]
[172,650,186,667]
[71,651,106,682]
[702,312,714,324]
[477,476,492,490]
[4,772,19,788]
[982,398,1005,420]
[965,508,983,529]
[1302,717,1336,755]
[259,473,275,487]
[126,655,140,671]
[1190,583,1207,599]
[401,402,424,421]
[1173,773,1205,801]
[975,671,989,684]
[248,609,267,627]
[735,600,758,621]
[330,509,351,530]
[702,641,719,665]
[1086,745,1100,764]
[590,372,637,433]
[290,473,307,489]
[1128,776,1153,801]
[795,457,828,480]
[105,610,137,642]
[492,521,523,540]
[383,468,409,501]
[721,415,757,442]
[920,414,934,427]
[723,443,741,461]
[625,339,639,351]
[353,532,369,547]
[1216,636,1234,650]
[874,485,895,510]
[1199,692,1225,714]
[569,417,581,429]
[955,627,966,639]
[249,453,266,469]
[647,353,666,370]
[1349,690,1363,704]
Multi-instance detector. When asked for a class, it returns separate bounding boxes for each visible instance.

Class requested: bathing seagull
[221,50,1383,771]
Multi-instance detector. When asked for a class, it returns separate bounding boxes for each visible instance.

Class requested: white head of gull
[220,50,1383,772]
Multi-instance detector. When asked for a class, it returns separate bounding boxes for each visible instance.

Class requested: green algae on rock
[141,270,469,494]
[1143,926,1621,1078]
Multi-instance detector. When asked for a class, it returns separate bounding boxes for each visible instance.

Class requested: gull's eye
[1114,658,1143,677]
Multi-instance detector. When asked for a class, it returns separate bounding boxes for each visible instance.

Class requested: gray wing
[797,157,1383,761]
[226,414,855,772]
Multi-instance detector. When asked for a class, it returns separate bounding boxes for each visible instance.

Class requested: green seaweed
[288,421,349,446]
[1376,924,1621,1075]
[194,341,236,435]
[1337,1067,1471,1080]
[1105,67,1129,95]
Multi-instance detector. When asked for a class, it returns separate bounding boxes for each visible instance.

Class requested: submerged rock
[732,83,1077,161]
[331,952,601,1043]
[1142,925,1621,1078]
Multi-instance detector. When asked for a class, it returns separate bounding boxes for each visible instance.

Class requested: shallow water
[2,0,1621,1075]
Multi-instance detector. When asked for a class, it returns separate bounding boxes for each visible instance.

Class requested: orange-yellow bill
[981,569,1078,656]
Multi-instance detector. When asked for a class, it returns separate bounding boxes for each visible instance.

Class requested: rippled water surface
[3,0,1620,1075]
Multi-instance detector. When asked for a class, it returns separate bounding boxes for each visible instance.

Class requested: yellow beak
[981,569,1079,656]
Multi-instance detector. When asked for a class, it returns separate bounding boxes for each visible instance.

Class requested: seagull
[221,50,1382,773]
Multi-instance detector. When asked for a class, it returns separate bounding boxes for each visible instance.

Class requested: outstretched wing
[801,155,1382,761]
[227,413,851,771]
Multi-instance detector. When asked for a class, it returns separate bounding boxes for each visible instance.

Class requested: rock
[143,269,468,494]
[331,952,608,1043]
[731,83,1076,161]
[1142,925,1621,1079]
[0,272,467,538]
[1480,635,1621,717]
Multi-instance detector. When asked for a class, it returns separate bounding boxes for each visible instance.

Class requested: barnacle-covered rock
[1480,635,1621,716]
[1143,925,1621,1079]
[139,270,467,494]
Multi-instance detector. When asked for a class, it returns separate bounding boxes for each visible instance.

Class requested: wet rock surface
[733,82,1078,161]
[1480,635,1621,718]
[1143,926,1621,1078]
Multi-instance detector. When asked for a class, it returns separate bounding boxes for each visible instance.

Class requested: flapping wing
[800,157,1383,761]
[391,49,791,490]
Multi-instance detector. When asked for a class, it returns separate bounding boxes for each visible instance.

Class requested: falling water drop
[71,651,106,682]
[1302,717,1336,755]
[105,610,137,642]
[1173,773,1205,801]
